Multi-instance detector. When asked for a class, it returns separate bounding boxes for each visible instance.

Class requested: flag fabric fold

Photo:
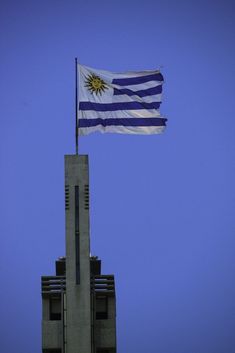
[78,64,167,135]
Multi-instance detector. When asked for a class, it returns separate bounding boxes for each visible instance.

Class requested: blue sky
[1,1,235,352]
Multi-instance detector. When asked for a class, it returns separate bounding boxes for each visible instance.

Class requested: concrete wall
[42,321,62,349]
[95,321,116,349]
[95,296,116,350]
[42,297,62,350]
[65,155,91,353]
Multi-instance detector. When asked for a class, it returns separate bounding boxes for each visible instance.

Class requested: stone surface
[65,155,91,353]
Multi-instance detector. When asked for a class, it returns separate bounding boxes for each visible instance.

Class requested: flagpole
[75,57,78,155]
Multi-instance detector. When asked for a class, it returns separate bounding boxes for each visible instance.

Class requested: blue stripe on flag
[79,101,161,111]
[78,118,167,128]
[113,85,162,97]
[112,73,163,86]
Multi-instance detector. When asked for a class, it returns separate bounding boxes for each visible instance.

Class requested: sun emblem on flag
[85,73,108,95]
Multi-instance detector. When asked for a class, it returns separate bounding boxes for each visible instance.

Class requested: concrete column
[65,155,91,353]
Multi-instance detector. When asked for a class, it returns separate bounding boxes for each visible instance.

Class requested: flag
[77,64,167,135]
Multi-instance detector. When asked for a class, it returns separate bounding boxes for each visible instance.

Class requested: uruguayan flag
[78,64,167,135]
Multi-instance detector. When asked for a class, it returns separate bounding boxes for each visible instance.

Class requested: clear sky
[1,1,235,352]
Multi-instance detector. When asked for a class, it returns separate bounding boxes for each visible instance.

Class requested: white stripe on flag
[112,94,162,104]
[112,80,162,91]
[79,109,161,120]
[79,125,165,135]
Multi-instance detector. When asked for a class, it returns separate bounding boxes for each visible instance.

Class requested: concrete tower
[65,155,91,353]
[41,155,116,353]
